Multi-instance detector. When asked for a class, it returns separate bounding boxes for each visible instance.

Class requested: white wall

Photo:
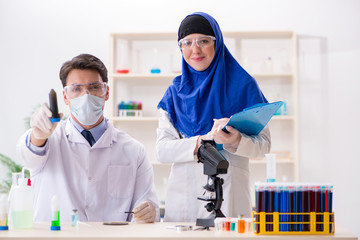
[1,0,359,237]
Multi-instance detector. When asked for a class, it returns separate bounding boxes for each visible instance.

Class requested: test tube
[279,185,285,232]
[328,185,334,233]
[288,185,295,232]
[314,185,321,232]
[50,195,61,231]
[0,194,8,231]
[283,185,289,232]
[302,184,310,231]
[254,183,264,233]
[319,185,327,232]
[268,185,275,232]
[266,154,276,182]
[49,89,60,123]
[295,183,302,231]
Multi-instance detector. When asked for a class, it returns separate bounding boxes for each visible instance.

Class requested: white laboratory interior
[0,0,359,238]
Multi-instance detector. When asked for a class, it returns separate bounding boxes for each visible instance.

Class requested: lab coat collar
[64,118,118,148]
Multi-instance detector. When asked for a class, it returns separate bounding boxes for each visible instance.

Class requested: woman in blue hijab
[157,12,271,222]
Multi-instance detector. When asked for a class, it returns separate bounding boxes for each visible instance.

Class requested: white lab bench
[0,222,357,240]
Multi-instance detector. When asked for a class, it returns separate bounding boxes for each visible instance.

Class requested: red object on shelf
[116,69,130,74]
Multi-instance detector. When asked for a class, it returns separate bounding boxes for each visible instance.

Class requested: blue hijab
[158,12,267,138]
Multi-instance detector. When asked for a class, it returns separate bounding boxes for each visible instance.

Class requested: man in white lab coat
[17,54,159,223]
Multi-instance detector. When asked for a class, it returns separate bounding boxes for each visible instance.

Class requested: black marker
[222,126,230,134]
[49,89,60,123]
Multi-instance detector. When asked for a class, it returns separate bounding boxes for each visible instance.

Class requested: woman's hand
[212,118,242,153]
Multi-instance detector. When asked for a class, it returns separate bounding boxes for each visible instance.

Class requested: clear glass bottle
[150,48,161,74]
[72,209,78,227]
[117,41,130,74]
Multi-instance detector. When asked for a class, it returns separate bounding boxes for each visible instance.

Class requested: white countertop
[0,222,357,240]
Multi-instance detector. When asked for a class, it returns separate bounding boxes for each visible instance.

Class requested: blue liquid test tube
[49,89,60,122]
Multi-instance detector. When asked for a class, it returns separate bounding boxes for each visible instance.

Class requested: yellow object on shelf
[252,211,335,235]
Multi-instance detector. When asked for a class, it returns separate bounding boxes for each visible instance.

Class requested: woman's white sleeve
[156,109,198,164]
[228,125,271,159]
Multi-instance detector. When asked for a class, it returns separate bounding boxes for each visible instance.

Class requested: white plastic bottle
[11,168,33,229]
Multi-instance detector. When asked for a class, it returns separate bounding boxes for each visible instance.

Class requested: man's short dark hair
[59,54,108,87]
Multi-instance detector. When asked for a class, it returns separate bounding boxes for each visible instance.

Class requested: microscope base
[196,213,215,227]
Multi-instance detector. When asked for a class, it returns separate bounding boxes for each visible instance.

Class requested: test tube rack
[252,211,335,235]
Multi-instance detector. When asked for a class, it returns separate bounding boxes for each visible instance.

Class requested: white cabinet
[106,31,298,206]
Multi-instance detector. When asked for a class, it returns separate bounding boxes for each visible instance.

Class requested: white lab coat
[156,109,270,222]
[17,118,159,222]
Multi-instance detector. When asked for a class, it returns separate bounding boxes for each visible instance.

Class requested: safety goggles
[64,82,107,99]
[178,36,216,50]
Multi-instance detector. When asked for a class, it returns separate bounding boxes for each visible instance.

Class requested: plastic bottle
[238,215,245,233]
[50,195,61,230]
[11,167,33,229]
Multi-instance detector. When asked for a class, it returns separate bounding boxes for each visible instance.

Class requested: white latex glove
[30,102,61,140]
[133,201,156,223]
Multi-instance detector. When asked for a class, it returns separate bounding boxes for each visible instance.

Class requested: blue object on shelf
[150,68,161,74]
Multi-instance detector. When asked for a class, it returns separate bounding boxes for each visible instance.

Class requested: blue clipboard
[216,101,284,150]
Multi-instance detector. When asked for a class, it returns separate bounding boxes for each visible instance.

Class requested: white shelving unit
[106,31,298,206]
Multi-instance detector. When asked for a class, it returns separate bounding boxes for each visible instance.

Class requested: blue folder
[216,101,284,150]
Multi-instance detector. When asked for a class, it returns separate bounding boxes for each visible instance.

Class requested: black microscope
[196,140,229,228]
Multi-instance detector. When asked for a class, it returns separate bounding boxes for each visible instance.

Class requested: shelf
[111,73,293,80]
[112,117,159,122]
[111,31,294,40]
[250,159,295,164]
[111,73,178,80]
[252,73,293,78]
[223,31,294,39]
[110,74,175,86]
[112,115,295,123]
[271,115,296,121]
[110,32,177,40]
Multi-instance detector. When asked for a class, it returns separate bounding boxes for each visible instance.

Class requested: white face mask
[70,94,105,126]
